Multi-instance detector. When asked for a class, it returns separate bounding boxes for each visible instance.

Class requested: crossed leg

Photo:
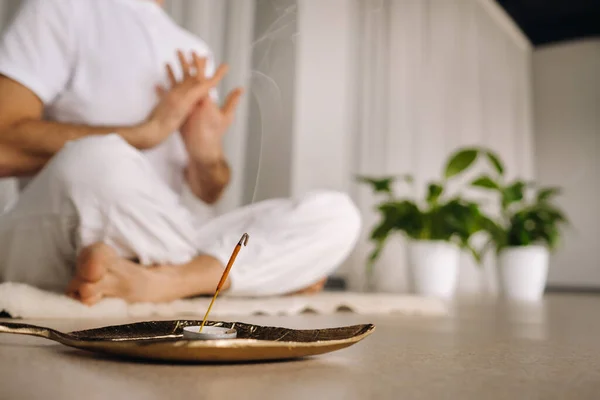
[66,242,325,304]
[0,135,361,304]
[65,243,227,305]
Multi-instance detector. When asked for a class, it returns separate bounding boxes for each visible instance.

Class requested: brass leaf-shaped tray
[0,320,375,363]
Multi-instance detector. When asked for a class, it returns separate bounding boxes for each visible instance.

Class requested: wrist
[186,156,231,204]
[189,146,226,166]
[122,119,160,150]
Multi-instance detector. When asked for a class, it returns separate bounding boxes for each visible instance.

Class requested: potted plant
[357,148,489,298]
[470,156,569,301]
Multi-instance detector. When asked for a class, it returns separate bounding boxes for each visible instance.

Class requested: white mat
[0,282,448,319]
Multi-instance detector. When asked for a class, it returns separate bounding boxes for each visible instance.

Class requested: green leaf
[380,200,423,238]
[370,220,394,242]
[444,149,478,179]
[471,176,500,190]
[366,200,423,268]
[536,204,569,225]
[366,209,396,268]
[502,181,525,209]
[480,238,499,256]
[426,183,444,205]
[537,187,561,202]
[519,230,531,246]
[478,215,507,250]
[485,150,505,176]
[504,203,569,249]
[356,174,415,196]
[465,243,483,265]
[537,223,560,250]
[356,176,395,195]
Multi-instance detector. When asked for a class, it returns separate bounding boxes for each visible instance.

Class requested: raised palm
[160,50,243,162]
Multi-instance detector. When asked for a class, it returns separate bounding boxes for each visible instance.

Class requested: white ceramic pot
[407,240,460,298]
[498,245,549,302]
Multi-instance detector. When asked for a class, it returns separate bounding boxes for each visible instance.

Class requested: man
[0,0,361,305]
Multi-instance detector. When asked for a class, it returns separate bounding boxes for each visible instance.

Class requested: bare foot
[291,278,327,295]
[66,243,149,305]
[66,242,228,306]
[66,242,325,304]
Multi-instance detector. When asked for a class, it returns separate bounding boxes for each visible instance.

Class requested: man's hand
[138,59,229,150]
[162,50,243,163]
[155,50,243,204]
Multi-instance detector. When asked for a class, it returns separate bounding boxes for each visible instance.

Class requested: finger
[181,64,229,105]
[81,292,103,306]
[206,63,229,87]
[186,64,228,96]
[192,52,207,82]
[166,63,177,87]
[177,49,191,78]
[222,88,244,116]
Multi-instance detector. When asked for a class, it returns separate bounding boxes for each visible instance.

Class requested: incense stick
[199,233,249,332]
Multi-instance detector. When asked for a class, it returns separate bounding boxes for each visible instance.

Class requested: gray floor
[1,294,599,399]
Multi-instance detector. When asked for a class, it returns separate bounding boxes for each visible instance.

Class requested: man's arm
[0,76,153,176]
[0,66,228,177]
[0,142,46,177]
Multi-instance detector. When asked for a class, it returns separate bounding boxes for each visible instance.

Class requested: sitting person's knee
[47,134,143,195]
[53,134,135,167]
[329,191,362,239]
[303,190,362,236]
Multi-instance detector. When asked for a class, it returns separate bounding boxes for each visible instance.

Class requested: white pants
[0,135,361,296]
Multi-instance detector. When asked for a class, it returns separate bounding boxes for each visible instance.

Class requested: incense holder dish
[0,320,375,363]
[183,325,237,340]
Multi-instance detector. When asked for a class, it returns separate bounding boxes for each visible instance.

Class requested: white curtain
[343,0,534,294]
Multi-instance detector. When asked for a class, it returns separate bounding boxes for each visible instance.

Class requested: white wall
[533,39,600,288]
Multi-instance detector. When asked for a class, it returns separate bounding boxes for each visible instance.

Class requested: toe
[75,242,113,283]
[81,292,103,306]
[65,276,82,296]
[77,282,103,305]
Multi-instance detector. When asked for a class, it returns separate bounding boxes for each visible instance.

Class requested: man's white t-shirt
[0,0,215,194]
